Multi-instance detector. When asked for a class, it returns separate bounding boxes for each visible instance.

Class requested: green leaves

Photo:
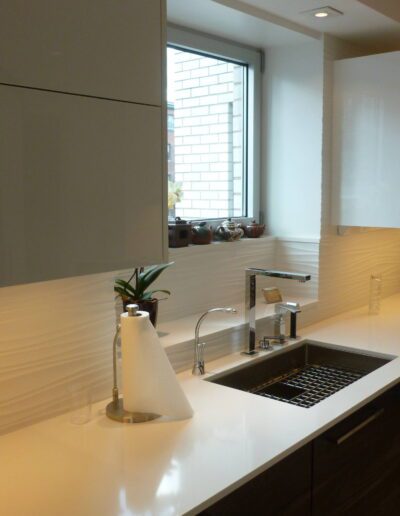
[148,289,171,300]
[114,279,135,295]
[138,262,173,294]
[114,263,173,302]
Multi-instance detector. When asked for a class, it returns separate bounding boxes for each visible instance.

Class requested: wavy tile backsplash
[155,238,278,323]
[0,273,116,434]
[317,229,400,321]
[0,238,280,434]
[1,230,400,434]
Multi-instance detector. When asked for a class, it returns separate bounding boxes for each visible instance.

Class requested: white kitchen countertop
[2,295,400,516]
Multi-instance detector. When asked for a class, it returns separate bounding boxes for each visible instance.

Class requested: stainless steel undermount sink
[207,341,395,408]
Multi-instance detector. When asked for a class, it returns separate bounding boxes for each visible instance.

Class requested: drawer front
[313,386,400,516]
[0,0,162,105]
[201,444,312,516]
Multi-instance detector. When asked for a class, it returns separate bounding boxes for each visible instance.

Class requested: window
[167,27,261,222]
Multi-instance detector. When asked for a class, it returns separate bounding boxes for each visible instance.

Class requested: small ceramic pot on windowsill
[215,218,244,242]
[192,221,213,245]
[168,217,192,248]
[243,220,265,238]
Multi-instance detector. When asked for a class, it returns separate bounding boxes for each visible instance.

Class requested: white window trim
[167,24,262,225]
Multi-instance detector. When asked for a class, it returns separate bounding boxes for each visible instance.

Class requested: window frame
[167,24,261,225]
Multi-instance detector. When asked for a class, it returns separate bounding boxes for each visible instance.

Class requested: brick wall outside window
[168,49,246,219]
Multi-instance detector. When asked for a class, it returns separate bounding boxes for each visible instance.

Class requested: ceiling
[216,0,400,50]
[168,0,400,51]
[167,0,314,49]
[358,0,400,23]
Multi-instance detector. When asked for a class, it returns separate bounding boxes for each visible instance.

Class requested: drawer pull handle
[334,408,385,445]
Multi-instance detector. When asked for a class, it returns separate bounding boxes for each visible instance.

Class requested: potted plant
[114,263,173,327]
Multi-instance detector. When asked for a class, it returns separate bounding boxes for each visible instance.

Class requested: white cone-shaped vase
[121,310,193,420]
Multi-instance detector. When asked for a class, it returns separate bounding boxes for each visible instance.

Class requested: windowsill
[276,236,321,244]
[167,235,320,255]
[168,234,275,253]
[158,295,318,350]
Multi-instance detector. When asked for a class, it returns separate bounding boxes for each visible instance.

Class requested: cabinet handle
[332,408,385,445]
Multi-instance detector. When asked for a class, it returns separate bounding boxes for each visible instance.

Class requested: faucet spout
[246,268,311,282]
[192,307,237,375]
[243,268,311,355]
[275,301,301,315]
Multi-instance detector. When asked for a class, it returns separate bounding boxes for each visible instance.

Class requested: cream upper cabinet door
[0,0,162,105]
[0,85,166,287]
[332,51,400,228]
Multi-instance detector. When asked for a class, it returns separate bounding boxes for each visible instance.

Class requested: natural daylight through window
[167,46,248,220]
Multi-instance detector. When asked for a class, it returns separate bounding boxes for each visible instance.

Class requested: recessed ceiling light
[301,6,344,19]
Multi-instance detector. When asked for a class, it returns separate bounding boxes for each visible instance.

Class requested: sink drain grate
[251,364,365,408]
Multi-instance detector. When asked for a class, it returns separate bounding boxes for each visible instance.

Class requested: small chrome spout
[275,302,302,339]
[192,307,237,375]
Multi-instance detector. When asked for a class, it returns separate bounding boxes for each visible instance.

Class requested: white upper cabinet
[332,51,400,228]
[0,0,166,286]
[0,0,162,105]
[0,86,165,286]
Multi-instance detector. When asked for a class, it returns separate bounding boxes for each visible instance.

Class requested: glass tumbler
[368,274,382,315]
[68,383,92,425]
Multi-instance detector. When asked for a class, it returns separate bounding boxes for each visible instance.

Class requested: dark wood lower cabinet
[200,385,400,516]
[200,444,312,516]
[312,385,400,516]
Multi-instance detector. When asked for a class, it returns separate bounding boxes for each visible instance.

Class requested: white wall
[261,35,400,328]
[262,40,324,239]
[269,36,400,325]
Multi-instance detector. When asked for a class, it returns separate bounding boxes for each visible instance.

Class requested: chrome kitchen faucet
[192,307,237,375]
[243,268,311,355]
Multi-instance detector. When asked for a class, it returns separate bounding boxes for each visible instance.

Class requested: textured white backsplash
[317,229,400,321]
[2,230,400,434]
[157,238,277,323]
[0,273,116,434]
[0,237,281,434]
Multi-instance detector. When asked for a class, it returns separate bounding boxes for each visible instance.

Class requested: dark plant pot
[122,298,159,327]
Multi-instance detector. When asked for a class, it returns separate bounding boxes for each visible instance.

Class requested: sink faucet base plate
[241,350,259,356]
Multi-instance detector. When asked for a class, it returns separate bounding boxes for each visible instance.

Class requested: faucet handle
[275,302,301,314]
[192,361,205,376]
[193,342,206,375]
